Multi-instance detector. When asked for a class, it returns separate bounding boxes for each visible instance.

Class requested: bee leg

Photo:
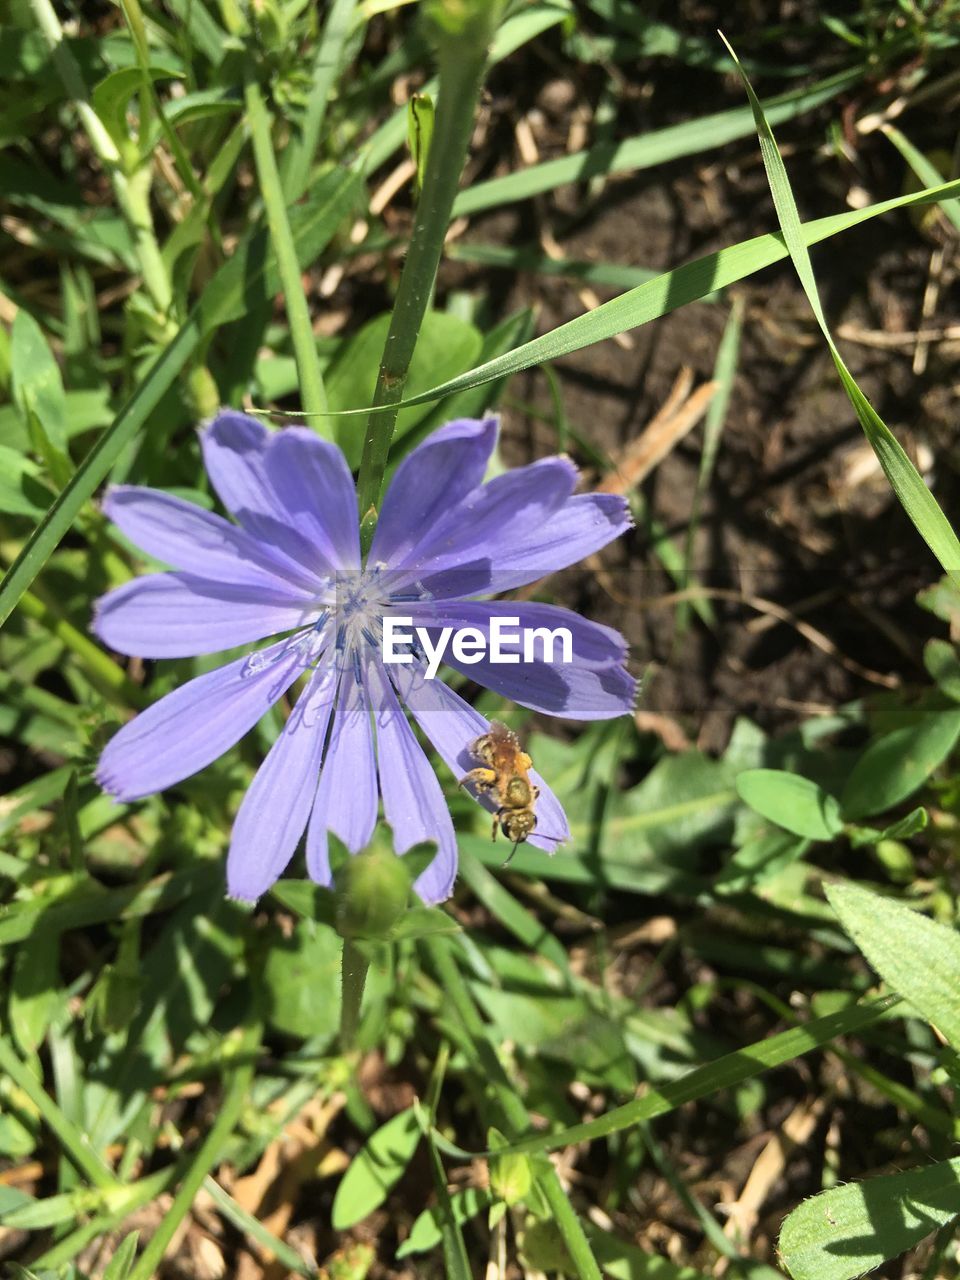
[491,812,500,842]
[459,766,496,794]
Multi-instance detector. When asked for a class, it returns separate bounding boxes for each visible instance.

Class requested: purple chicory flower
[93,413,635,904]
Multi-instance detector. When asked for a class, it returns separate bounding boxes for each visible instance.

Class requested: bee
[459,720,540,864]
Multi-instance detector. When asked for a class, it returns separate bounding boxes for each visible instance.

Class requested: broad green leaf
[825,882,960,1048]
[91,67,178,149]
[722,37,960,586]
[397,1186,493,1258]
[840,709,960,819]
[736,769,843,840]
[329,310,482,467]
[11,310,67,454]
[0,168,360,629]
[331,1107,421,1230]
[259,921,342,1043]
[9,931,62,1054]
[924,639,960,702]
[0,446,49,517]
[779,1157,960,1280]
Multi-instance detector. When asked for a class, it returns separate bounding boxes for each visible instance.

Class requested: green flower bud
[186,365,221,422]
[334,847,410,940]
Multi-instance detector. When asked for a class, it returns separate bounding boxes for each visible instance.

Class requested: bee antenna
[501,839,521,868]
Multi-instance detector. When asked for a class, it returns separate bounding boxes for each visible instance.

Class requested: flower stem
[245,75,330,428]
[340,937,370,1050]
[28,0,172,320]
[355,15,496,519]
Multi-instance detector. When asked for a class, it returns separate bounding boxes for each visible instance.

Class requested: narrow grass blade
[312,177,960,416]
[883,124,960,234]
[490,994,898,1158]
[720,34,960,585]
[451,68,861,216]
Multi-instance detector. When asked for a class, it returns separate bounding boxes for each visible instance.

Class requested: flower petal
[414,492,632,599]
[367,659,457,904]
[404,456,577,576]
[94,573,319,658]
[96,636,308,801]
[227,663,337,901]
[200,413,328,581]
[264,427,361,571]
[200,411,273,519]
[391,662,570,851]
[103,486,317,595]
[405,601,637,719]
[306,669,378,885]
[369,417,498,568]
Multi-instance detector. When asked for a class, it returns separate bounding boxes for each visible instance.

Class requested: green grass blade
[489,995,898,1158]
[883,124,960,234]
[720,34,960,584]
[451,67,861,217]
[318,177,960,416]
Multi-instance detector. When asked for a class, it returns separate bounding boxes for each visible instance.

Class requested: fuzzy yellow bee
[459,720,540,863]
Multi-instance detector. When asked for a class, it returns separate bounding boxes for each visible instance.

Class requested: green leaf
[102,1232,141,1280]
[11,310,67,454]
[924,639,960,702]
[259,921,342,1042]
[779,1157,960,1280]
[825,882,960,1048]
[9,931,62,1055]
[736,769,843,840]
[490,995,896,1159]
[331,1107,422,1230]
[839,709,960,819]
[345,176,960,418]
[0,445,49,517]
[92,67,178,149]
[329,310,482,467]
[387,907,461,941]
[396,1186,493,1258]
[879,806,927,842]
